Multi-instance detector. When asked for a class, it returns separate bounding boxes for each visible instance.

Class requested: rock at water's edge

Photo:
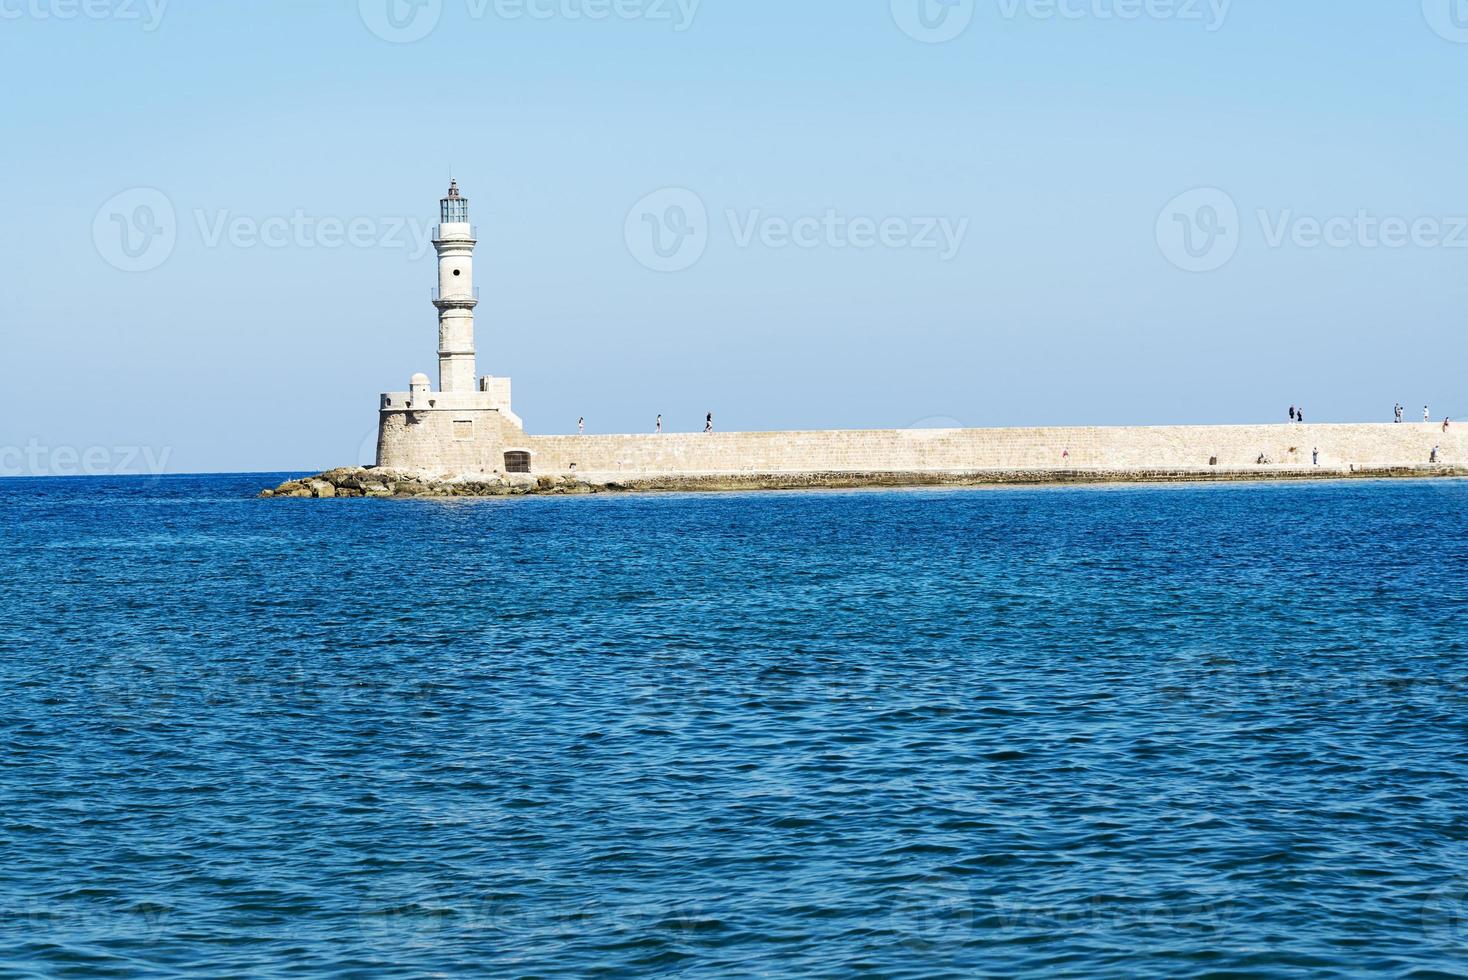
[258,467,596,500]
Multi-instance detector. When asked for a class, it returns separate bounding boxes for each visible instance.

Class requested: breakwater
[272,421,1464,497]
[262,462,1465,500]
[506,422,1461,479]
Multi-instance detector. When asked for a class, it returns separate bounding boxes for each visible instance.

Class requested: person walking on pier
[1395,403,1403,423]
[1431,445,1440,463]
[1445,418,1452,433]
[705,413,714,434]
[579,417,585,435]
[1312,447,1319,465]
[1425,405,1431,423]
[656,414,663,434]
[1297,407,1304,424]
[1289,406,1297,422]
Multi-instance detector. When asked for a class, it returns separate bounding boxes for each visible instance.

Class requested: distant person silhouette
[579,417,585,435]
[656,414,662,434]
[705,413,714,434]
[1289,406,1296,422]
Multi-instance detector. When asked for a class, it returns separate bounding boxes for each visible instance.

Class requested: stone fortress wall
[377,402,523,475]
[378,415,1461,482]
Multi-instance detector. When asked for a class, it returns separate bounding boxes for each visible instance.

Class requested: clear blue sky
[1,1,1464,473]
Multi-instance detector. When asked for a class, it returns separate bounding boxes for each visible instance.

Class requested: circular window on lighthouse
[453,269,461,276]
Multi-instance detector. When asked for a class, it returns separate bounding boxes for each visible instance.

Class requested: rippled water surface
[2,475,1467,977]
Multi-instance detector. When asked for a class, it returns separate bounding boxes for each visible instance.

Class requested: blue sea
[2,474,1466,978]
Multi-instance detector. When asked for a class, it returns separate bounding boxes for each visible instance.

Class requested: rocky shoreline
[260,464,1466,499]
[259,467,597,498]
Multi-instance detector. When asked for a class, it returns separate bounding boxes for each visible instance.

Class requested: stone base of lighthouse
[375,382,527,477]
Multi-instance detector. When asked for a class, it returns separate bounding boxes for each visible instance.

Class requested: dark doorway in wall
[504,451,532,474]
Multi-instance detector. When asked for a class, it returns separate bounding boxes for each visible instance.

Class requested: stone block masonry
[375,418,1462,485]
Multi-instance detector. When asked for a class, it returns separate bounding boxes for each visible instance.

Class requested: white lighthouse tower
[375,180,523,474]
[434,179,477,393]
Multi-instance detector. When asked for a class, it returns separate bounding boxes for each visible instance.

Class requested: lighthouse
[433,179,478,394]
[376,179,522,474]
